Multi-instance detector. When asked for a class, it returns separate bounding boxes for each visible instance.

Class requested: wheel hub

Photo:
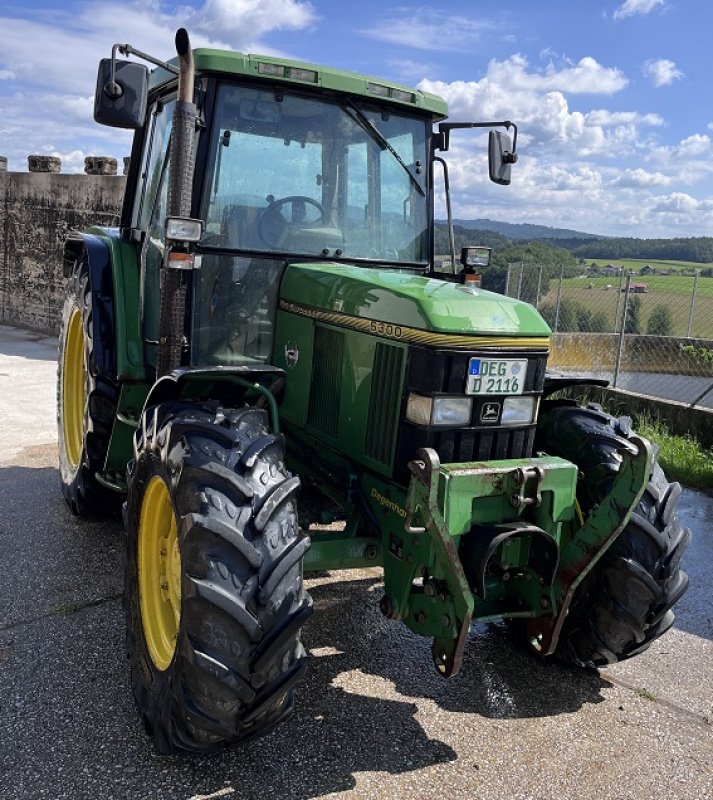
[62,308,86,469]
[138,476,182,671]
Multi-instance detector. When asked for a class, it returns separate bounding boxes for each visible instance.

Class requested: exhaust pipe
[166,27,196,219]
[157,28,197,376]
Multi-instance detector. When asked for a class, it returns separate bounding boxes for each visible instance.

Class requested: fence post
[553,262,564,332]
[535,264,543,308]
[613,275,631,388]
[516,262,524,300]
[686,272,698,338]
[614,267,625,332]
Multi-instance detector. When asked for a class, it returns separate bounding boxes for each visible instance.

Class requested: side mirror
[460,246,491,268]
[489,130,517,185]
[94,58,148,129]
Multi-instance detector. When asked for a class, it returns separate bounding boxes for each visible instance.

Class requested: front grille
[394,345,548,480]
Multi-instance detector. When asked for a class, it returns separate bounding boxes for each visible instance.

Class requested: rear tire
[125,403,312,753]
[536,402,691,667]
[57,258,120,516]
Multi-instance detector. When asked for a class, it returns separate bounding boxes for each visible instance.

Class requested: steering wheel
[257,195,327,247]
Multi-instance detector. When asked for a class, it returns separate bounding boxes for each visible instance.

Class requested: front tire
[125,403,312,753]
[536,402,691,667]
[57,259,120,515]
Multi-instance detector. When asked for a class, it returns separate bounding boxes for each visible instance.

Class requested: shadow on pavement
[304,575,609,721]
[0,326,58,361]
[2,462,702,800]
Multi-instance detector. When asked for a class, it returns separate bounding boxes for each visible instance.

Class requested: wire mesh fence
[504,262,713,408]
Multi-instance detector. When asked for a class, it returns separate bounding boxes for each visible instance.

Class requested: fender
[63,232,116,378]
[543,370,609,397]
[141,366,286,432]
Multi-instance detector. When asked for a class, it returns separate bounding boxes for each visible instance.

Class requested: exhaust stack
[157,28,197,377]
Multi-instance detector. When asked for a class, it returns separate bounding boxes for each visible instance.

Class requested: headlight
[165,216,204,242]
[502,396,536,425]
[406,394,472,426]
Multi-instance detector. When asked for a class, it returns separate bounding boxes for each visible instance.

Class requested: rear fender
[63,232,116,377]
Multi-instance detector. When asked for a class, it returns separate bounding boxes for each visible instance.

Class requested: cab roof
[149,48,448,119]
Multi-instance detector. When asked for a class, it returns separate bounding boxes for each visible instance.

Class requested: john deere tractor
[57,29,691,753]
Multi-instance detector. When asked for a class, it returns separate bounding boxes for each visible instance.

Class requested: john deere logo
[480,402,501,423]
[284,342,300,368]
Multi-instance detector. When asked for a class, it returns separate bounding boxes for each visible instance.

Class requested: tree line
[541,236,713,263]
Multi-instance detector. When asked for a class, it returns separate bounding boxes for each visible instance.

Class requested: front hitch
[404,448,474,678]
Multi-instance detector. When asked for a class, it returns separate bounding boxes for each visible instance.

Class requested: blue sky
[1,0,711,237]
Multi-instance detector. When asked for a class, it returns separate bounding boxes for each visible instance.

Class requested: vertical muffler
[156,28,196,377]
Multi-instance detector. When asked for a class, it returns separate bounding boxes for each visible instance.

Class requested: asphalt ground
[0,324,711,800]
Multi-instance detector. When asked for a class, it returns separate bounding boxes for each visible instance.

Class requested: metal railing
[504,263,713,408]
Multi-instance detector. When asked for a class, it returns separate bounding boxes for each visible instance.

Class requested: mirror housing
[489,130,517,185]
[94,58,148,129]
[460,246,491,268]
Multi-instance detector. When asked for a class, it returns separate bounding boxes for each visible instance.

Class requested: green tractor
[58,29,690,753]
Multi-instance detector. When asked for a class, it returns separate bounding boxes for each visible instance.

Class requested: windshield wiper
[342,100,425,197]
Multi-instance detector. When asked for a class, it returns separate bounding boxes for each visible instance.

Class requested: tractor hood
[279,263,551,339]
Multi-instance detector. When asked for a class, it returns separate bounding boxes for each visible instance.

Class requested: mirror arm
[433,156,456,273]
[106,41,180,98]
[437,120,518,157]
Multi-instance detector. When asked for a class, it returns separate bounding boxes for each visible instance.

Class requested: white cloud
[611,168,673,187]
[0,1,317,95]
[642,58,683,87]
[649,192,702,213]
[49,149,91,173]
[192,0,317,41]
[360,9,496,52]
[646,133,712,168]
[613,0,666,21]
[0,0,317,171]
[420,50,713,237]
[486,54,628,95]
[419,56,631,158]
[585,109,663,127]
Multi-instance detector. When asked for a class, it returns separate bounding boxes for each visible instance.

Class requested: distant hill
[440,218,605,241]
[434,219,713,263]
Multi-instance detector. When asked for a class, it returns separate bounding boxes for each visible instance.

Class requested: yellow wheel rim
[62,308,86,469]
[138,476,182,671]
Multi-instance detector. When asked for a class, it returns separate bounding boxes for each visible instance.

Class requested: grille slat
[365,343,404,464]
[308,326,344,438]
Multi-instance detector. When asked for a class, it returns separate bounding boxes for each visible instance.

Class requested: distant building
[621,282,649,293]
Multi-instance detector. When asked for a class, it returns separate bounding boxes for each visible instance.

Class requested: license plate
[466,358,527,395]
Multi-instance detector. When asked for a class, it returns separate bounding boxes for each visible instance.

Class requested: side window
[139,98,176,344]
[136,98,175,231]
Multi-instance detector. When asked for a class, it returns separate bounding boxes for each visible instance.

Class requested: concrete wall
[0,171,125,333]
[550,332,713,377]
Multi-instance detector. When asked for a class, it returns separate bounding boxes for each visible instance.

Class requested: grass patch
[636,688,657,702]
[635,416,713,491]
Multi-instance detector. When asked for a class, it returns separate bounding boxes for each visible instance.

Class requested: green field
[540,278,713,338]
[586,257,713,274]
[562,274,713,298]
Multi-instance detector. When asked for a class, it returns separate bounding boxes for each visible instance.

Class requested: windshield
[201,83,430,264]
